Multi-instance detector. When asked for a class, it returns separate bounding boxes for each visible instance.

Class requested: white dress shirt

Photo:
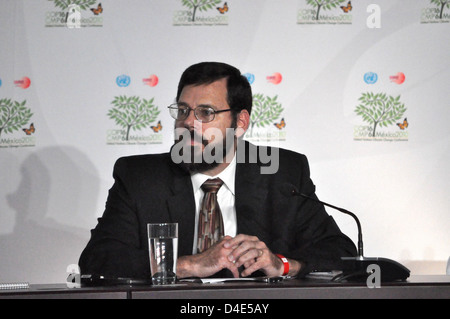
[190,155,237,254]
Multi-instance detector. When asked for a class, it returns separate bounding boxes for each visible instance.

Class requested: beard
[170,126,237,174]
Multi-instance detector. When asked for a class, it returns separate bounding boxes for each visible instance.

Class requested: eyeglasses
[168,103,232,123]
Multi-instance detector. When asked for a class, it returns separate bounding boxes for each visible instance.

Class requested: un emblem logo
[116,75,131,87]
[364,72,378,84]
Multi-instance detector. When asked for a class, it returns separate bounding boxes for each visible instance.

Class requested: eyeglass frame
[168,102,233,123]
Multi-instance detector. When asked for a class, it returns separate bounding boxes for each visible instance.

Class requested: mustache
[175,129,209,147]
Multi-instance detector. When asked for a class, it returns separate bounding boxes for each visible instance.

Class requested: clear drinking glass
[147,223,178,285]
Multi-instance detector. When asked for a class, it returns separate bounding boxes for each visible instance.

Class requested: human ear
[235,110,250,138]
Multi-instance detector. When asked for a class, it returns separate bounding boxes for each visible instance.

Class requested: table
[0,275,448,299]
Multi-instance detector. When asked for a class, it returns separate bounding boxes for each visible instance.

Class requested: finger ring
[258,249,263,257]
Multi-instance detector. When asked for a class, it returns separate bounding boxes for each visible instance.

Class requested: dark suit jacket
[79,141,356,278]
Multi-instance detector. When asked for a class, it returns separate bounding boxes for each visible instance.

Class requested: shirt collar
[191,154,236,195]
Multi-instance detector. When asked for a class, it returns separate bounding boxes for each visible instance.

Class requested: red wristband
[276,254,289,276]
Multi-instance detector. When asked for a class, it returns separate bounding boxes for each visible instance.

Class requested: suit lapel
[166,165,196,257]
[165,141,275,255]
[235,145,270,239]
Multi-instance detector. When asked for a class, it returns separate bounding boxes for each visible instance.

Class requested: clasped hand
[177,234,284,278]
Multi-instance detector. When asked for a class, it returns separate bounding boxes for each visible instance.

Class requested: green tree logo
[0,99,33,137]
[355,92,407,137]
[249,94,284,136]
[430,0,450,19]
[50,0,97,11]
[180,0,222,22]
[306,0,346,20]
[107,96,160,141]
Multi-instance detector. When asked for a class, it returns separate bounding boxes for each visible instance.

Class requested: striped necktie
[197,178,224,253]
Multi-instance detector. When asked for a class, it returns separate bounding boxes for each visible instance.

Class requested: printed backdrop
[0,0,449,283]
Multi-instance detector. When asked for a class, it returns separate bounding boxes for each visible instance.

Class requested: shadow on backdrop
[0,146,100,284]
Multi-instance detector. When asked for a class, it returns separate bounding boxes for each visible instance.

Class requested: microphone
[283,184,410,282]
[290,188,365,259]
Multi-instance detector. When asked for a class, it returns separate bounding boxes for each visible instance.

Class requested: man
[79,62,356,279]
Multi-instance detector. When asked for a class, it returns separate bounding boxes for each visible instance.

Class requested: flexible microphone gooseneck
[296,191,364,260]
[283,184,410,282]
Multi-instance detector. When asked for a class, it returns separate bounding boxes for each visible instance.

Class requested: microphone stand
[294,190,410,282]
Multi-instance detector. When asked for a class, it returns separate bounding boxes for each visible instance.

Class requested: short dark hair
[176,62,252,116]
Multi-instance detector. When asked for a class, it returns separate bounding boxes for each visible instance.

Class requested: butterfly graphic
[397,118,408,130]
[151,120,162,133]
[23,123,35,135]
[340,1,352,13]
[91,3,103,15]
[274,118,286,130]
[217,2,228,14]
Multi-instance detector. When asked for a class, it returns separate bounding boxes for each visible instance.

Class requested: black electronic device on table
[283,183,410,282]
